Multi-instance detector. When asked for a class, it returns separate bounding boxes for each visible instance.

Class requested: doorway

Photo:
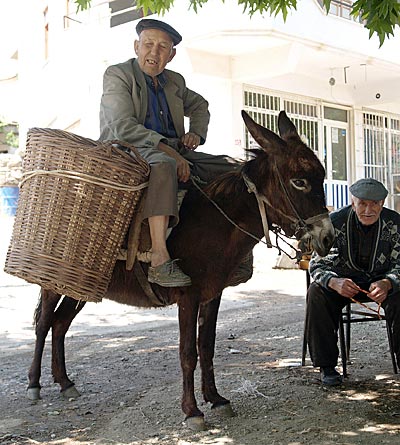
[323,106,350,209]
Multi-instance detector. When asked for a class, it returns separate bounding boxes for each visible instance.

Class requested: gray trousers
[135,141,241,227]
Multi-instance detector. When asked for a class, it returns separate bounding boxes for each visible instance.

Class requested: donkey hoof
[27,387,41,401]
[211,402,235,418]
[61,385,81,399]
[185,415,206,431]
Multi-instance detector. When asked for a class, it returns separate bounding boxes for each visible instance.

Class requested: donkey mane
[202,149,270,201]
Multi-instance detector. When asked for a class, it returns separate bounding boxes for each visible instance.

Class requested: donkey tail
[33,289,43,328]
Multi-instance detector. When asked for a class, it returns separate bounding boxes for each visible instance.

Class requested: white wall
[14,0,400,158]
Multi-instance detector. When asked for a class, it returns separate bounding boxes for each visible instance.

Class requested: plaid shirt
[310,205,400,293]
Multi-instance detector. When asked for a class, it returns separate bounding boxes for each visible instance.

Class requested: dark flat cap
[136,18,182,46]
[349,178,388,201]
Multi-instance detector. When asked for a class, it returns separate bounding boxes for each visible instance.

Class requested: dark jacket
[310,205,400,293]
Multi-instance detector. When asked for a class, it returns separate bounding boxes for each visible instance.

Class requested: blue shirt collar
[143,71,167,89]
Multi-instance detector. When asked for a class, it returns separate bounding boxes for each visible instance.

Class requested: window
[317,0,362,23]
[243,87,320,155]
[109,0,152,28]
[324,106,348,123]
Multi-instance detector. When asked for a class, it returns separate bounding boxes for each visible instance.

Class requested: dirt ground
[1,217,400,445]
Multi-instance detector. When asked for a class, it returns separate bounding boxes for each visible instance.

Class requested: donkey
[26,111,334,430]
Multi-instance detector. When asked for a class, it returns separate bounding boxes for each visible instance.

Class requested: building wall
[13,0,400,210]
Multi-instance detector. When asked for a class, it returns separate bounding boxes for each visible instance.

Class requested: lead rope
[190,177,272,247]
[190,176,302,260]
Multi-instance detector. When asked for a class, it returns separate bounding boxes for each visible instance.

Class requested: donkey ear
[278,111,299,139]
[241,110,285,153]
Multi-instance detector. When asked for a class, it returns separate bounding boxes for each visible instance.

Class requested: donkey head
[241,110,334,257]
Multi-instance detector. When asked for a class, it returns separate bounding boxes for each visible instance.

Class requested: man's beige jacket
[99,58,210,147]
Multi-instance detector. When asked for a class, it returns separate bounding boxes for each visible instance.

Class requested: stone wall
[0,151,23,186]
[0,123,22,187]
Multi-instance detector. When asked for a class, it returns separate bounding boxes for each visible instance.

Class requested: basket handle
[100,140,150,174]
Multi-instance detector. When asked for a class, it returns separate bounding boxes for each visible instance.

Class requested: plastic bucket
[0,186,19,216]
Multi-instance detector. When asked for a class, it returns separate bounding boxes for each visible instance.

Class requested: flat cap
[349,178,388,201]
[136,18,182,46]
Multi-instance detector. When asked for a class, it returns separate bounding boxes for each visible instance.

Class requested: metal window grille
[316,0,362,23]
[362,112,400,210]
[362,112,388,184]
[243,88,320,156]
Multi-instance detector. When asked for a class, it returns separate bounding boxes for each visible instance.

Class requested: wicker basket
[4,128,150,302]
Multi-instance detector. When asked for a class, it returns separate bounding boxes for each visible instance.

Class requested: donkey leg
[198,295,233,417]
[51,296,86,398]
[178,298,205,430]
[27,289,62,400]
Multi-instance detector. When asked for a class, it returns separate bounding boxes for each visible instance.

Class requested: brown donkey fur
[27,111,334,430]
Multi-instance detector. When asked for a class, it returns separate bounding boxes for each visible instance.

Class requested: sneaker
[320,367,343,386]
[227,252,253,287]
[148,259,192,287]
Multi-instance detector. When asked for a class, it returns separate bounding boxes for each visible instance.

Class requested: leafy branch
[352,0,400,46]
[74,0,399,45]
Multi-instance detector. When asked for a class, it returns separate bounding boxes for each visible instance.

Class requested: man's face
[134,29,176,78]
[351,196,384,226]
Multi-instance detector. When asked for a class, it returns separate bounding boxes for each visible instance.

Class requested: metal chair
[301,268,398,377]
[338,301,397,376]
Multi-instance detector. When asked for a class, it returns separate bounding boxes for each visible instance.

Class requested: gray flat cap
[136,19,182,46]
[349,178,388,201]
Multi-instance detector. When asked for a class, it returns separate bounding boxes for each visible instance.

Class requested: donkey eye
[291,179,310,191]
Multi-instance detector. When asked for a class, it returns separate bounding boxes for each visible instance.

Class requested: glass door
[323,107,350,210]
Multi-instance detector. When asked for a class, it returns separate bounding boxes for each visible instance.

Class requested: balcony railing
[317,0,363,23]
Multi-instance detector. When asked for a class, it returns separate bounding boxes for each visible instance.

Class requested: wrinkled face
[134,29,176,78]
[352,196,384,226]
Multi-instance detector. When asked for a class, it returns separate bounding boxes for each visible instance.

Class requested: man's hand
[158,142,191,182]
[181,132,200,150]
[328,277,362,298]
[368,279,391,304]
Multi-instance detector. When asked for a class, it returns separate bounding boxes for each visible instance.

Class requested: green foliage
[352,0,400,46]
[5,131,19,148]
[0,121,19,148]
[75,0,91,12]
[74,0,399,45]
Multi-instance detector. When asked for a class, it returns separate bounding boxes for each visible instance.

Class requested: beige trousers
[135,141,241,228]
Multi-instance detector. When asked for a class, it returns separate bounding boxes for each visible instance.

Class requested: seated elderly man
[305,178,400,385]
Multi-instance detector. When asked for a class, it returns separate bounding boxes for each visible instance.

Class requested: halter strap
[242,174,273,247]
[242,170,329,243]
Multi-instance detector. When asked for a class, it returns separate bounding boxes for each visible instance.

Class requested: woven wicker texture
[4,128,150,302]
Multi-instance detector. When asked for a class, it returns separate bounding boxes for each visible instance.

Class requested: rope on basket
[20,170,149,192]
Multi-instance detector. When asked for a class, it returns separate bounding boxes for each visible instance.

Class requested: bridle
[190,162,328,260]
[242,162,328,248]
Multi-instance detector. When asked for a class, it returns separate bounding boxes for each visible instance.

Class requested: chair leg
[339,317,347,377]
[301,308,308,366]
[385,319,398,374]
[345,303,351,361]
[301,271,311,366]
[301,298,308,366]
